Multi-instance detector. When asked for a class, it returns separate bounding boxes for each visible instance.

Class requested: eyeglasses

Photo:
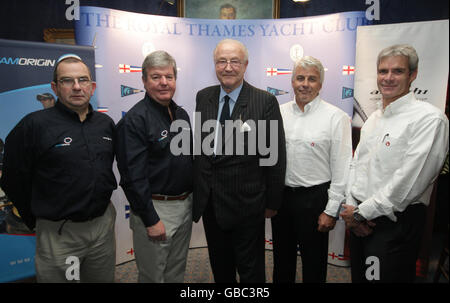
[57,77,92,88]
[215,59,242,69]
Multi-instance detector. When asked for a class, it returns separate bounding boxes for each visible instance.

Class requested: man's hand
[340,204,375,237]
[147,220,166,241]
[317,212,336,232]
[265,208,278,218]
[351,221,376,237]
[340,204,358,228]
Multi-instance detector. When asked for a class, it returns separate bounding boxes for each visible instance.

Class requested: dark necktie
[219,95,230,125]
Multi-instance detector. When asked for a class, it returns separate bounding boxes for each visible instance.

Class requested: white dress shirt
[347,92,449,222]
[280,96,352,217]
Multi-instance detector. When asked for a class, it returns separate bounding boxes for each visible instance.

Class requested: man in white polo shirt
[272,56,352,283]
[341,44,449,282]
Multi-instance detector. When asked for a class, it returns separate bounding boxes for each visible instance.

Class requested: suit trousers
[35,203,116,283]
[130,194,192,283]
[202,200,266,283]
[349,203,426,283]
[271,183,330,283]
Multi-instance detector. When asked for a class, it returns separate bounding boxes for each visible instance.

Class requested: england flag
[119,64,142,73]
[266,68,292,76]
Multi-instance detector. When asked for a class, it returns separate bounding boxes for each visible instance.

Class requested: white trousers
[35,203,116,283]
[130,194,193,283]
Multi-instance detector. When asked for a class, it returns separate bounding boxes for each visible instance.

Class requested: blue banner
[0,234,36,283]
[0,39,97,142]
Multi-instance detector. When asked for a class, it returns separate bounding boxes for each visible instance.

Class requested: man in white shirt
[272,56,352,283]
[341,44,449,282]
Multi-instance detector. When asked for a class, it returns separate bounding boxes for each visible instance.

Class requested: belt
[285,181,331,192]
[152,192,191,201]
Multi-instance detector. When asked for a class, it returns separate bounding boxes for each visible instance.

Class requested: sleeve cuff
[136,207,160,227]
[358,198,397,222]
[324,199,342,218]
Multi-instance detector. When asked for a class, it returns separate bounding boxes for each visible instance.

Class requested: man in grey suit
[193,39,286,283]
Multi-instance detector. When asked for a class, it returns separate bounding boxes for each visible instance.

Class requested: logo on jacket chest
[54,137,73,148]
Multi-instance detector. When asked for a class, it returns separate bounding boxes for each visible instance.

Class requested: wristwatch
[353,207,366,223]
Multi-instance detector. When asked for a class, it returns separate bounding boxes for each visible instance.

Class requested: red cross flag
[119,64,142,73]
[342,65,355,75]
[266,68,292,76]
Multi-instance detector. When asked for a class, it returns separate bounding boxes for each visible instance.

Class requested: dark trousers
[271,183,330,283]
[350,203,426,283]
[202,201,265,283]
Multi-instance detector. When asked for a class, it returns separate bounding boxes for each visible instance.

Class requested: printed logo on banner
[411,87,429,101]
[124,205,130,219]
[369,87,430,102]
[266,68,292,76]
[121,85,144,97]
[342,87,354,99]
[368,89,382,103]
[289,44,304,62]
[267,87,289,96]
[97,107,108,113]
[328,252,350,261]
[0,57,55,67]
[119,64,142,73]
[342,65,355,75]
[126,248,134,256]
[9,257,32,266]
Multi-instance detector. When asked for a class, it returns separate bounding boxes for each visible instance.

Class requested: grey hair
[377,44,419,73]
[292,56,324,84]
[142,50,177,80]
[213,39,249,63]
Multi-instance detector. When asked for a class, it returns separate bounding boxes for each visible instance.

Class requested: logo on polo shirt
[55,137,72,148]
[158,130,168,141]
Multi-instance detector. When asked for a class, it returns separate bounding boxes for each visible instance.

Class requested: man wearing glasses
[1,55,117,282]
[193,39,286,283]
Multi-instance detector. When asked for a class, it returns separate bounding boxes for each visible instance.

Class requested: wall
[0,0,448,42]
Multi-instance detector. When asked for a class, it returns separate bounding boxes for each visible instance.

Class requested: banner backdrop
[0,39,98,141]
[0,39,96,282]
[353,20,449,126]
[75,7,367,265]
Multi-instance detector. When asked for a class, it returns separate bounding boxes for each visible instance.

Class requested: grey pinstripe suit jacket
[192,81,286,230]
